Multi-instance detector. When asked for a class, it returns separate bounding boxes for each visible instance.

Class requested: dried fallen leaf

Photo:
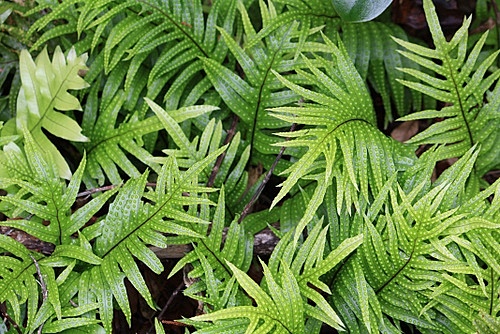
[391,120,419,142]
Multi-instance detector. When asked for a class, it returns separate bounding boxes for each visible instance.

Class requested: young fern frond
[395,0,500,175]
[0,46,89,179]
[270,34,414,241]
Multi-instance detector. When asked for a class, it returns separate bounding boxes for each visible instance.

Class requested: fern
[1,1,499,333]
[395,0,500,176]
[188,223,363,333]
[270,33,414,241]
[0,46,89,179]
[331,148,500,333]
[0,130,116,244]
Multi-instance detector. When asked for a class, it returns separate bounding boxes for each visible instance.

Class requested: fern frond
[332,152,500,333]
[76,147,225,333]
[0,234,43,329]
[203,0,332,164]
[189,223,363,332]
[0,130,116,243]
[1,46,89,179]
[168,187,254,303]
[269,33,414,241]
[395,0,500,175]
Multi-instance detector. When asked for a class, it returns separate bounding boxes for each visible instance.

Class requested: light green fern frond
[0,130,117,243]
[395,0,500,175]
[75,147,225,333]
[0,46,89,179]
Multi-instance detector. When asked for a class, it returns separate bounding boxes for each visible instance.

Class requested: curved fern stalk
[74,146,225,333]
[270,33,414,242]
[395,0,500,176]
[189,222,363,333]
[0,46,89,179]
[202,0,330,166]
[332,150,500,333]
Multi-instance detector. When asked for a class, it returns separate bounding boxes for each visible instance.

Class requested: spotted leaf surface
[396,0,500,177]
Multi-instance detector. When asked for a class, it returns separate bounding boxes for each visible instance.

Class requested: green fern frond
[332,152,500,333]
[0,46,89,179]
[27,0,238,111]
[342,21,424,125]
[270,33,414,241]
[76,147,225,333]
[395,0,500,175]
[189,223,363,332]
[0,234,43,329]
[202,0,330,164]
[0,130,117,243]
[168,187,254,302]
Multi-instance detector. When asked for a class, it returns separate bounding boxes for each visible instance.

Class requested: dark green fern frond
[395,0,500,176]
[341,21,425,125]
[202,0,330,165]
[270,33,414,241]
[0,234,45,330]
[27,0,237,110]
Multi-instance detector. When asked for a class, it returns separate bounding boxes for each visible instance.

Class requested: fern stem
[239,123,296,223]
[77,184,121,198]
[207,115,239,187]
[445,57,474,148]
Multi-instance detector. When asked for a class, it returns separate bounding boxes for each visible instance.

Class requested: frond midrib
[100,180,176,258]
[443,54,474,148]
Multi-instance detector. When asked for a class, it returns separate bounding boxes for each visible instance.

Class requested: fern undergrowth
[0,0,499,333]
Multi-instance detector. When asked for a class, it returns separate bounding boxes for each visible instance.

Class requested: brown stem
[238,123,296,223]
[207,115,239,187]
